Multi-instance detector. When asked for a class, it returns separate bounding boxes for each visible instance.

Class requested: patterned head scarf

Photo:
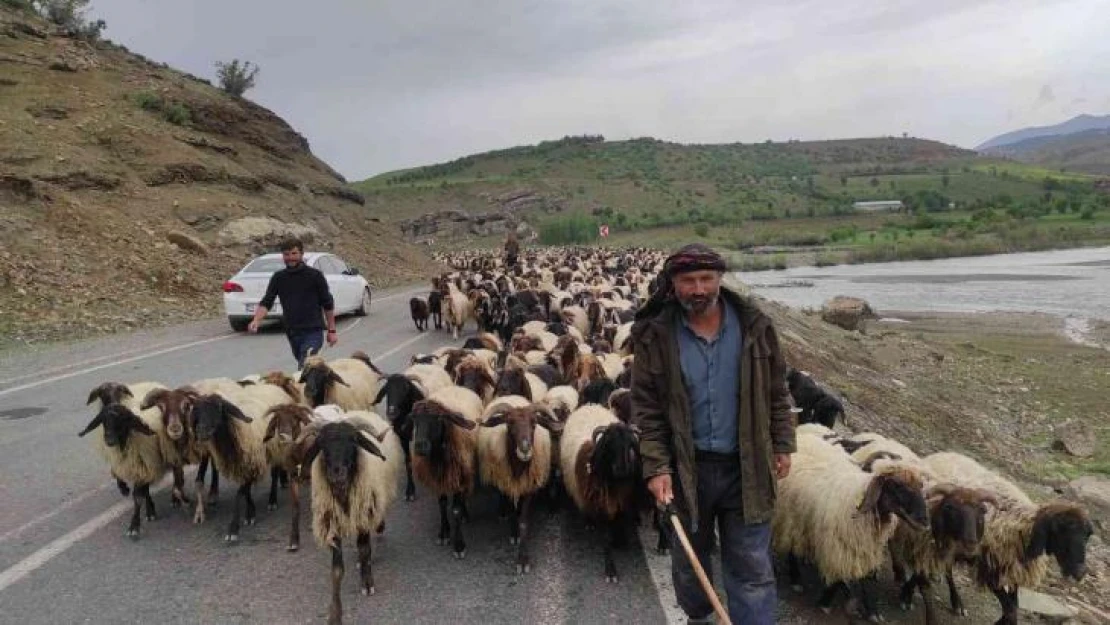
[663,243,727,276]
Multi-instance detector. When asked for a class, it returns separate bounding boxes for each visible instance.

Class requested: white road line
[0,339,221,386]
[0,330,438,592]
[638,523,688,624]
[0,335,236,399]
[0,484,111,544]
[0,478,169,594]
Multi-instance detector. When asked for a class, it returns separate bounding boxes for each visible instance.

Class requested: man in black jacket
[247,238,337,368]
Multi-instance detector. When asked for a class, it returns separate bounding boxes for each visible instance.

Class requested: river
[736,246,1110,321]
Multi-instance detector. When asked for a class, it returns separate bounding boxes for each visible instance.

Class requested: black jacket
[259,264,335,332]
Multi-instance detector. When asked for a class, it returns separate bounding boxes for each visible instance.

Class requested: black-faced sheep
[773,432,929,622]
[786,368,846,428]
[80,381,168,539]
[922,452,1094,625]
[408,386,483,558]
[560,404,643,583]
[299,413,401,625]
[427,290,443,330]
[299,351,383,410]
[477,397,563,573]
[371,364,453,502]
[409,297,430,332]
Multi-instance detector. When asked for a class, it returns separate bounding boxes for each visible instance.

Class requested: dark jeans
[671,453,777,625]
[287,328,324,369]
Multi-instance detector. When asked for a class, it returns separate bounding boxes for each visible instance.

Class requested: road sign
[599,224,609,238]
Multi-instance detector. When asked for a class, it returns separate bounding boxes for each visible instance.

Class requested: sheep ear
[140,389,169,411]
[481,413,507,428]
[78,414,104,437]
[444,412,477,431]
[356,435,387,461]
[222,399,253,423]
[329,372,350,388]
[372,383,389,406]
[534,409,563,434]
[591,425,608,444]
[263,417,279,442]
[1024,514,1052,563]
[132,419,156,436]
[86,386,104,406]
[299,441,321,477]
[858,475,887,514]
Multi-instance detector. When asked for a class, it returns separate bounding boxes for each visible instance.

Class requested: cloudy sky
[94,0,1110,180]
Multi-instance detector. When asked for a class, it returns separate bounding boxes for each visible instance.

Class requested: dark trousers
[286,329,323,369]
[671,453,777,624]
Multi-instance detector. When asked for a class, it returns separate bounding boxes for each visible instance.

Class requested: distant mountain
[977,114,1110,150]
[982,128,1110,175]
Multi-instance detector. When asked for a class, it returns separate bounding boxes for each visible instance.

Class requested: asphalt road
[0,285,1002,625]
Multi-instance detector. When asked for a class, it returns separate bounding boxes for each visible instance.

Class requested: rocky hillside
[0,7,440,347]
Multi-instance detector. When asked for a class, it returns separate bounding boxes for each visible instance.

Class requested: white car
[223,252,372,332]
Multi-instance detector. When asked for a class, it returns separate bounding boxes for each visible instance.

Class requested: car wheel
[355,288,371,316]
[229,317,250,332]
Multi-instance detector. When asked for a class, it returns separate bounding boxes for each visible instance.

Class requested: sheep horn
[350,419,389,443]
[973,489,1000,508]
[591,425,608,444]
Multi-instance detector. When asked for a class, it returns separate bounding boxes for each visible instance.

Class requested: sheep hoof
[867,615,884,623]
[146,512,157,522]
[517,564,531,575]
[656,547,669,556]
[900,602,912,612]
[267,503,277,511]
[955,608,968,617]
[126,529,140,540]
[606,575,619,584]
[361,586,375,596]
[791,584,804,594]
[287,543,299,552]
[245,517,256,526]
[453,550,466,560]
[435,538,448,546]
[509,536,519,546]
[819,607,832,615]
[225,533,239,543]
[405,494,416,502]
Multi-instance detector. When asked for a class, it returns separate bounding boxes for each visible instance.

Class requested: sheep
[580,378,618,407]
[453,355,496,404]
[189,385,282,542]
[607,388,632,423]
[299,414,401,625]
[883,482,1000,625]
[409,297,430,331]
[847,432,921,466]
[477,396,563,573]
[371,364,452,502]
[560,404,643,583]
[786,368,846,428]
[921,452,1094,625]
[613,322,633,355]
[443,282,473,339]
[493,365,549,403]
[772,432,930,622]
[138,386,220,524]
[300,351,383,410]
[576,352,609,390]
[80,381,169,539]
[427,289,444,330]
[408,385,483,558]
[549,334,582,385]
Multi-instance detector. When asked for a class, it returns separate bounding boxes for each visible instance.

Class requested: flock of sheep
[79,247,1094,625]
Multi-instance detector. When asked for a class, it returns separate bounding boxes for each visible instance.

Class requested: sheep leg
[817,581,848,613]
[115,477,130,497]
[357,532,375,595]
[500,493,513,522]
[945,569,967,616]
[144,486,158,521]
[915,574,938,625]
[604,516,621,583]
[436,495,451,546]
[171,467,190,508]
[126,483,144,539]
[268,466,280,511]
[787,554,804,592]
[515,495,533,574]
[288,479,301,552]
[546,471,563,512]
[226,482,249,543]
[989,586,1019,625]
[898,574,917,611]
[279,468,289,489]
[328,539,344,625]
[403,450,416,501]
[451,493,467,559]
[856,573,882,622]
[244,482,256,525]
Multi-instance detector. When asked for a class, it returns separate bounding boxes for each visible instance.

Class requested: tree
[839,175,848,187]
[869,177,880,187]
[215,59,260,97]
[942,174,950,188]
[35,0,105,40]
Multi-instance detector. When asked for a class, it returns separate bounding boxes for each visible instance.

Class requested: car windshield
[241,258,286,273]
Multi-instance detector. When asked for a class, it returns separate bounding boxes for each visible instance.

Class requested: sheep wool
[89,381,169,486]
[477,397,552,503]
[410,386,483,495]
[559,404,618,513]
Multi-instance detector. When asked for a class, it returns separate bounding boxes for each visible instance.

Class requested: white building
[852,200,904,212]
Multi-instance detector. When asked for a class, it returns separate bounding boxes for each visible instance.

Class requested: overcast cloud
[93,0,1110,180]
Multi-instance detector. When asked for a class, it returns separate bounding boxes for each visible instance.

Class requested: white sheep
[300,351,383,410]
[773,432,929,621]
[477,396,563,573]
[81,381,169,539]
[300,412,402,624]
[444,282,473,339]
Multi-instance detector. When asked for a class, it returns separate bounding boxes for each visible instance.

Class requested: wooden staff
[665,503,730,623]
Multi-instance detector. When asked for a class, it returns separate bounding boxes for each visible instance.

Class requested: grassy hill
[0,4,440,346]
[982,128,1110,175]
[355,135,1110,259]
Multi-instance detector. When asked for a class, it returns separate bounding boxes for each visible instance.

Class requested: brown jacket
[630,287,795,526]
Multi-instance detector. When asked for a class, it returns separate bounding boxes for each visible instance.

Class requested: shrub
[132,91,162,111]
[162,102,190,126]
[215,59,260,97]
[539,213,598,245]
[693,223,709,237]
[36,0,105,40]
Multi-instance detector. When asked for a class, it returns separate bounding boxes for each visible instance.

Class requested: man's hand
[774,453,792,479]
[326,329,338,347]
[247,319,260,334]
[647,474,673,507]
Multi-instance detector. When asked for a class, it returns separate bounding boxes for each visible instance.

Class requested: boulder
[1017,588,1077,621]
[1068,476,1110,533]
[821,296,878,331]
[166,231,209,255]
[216,217,318,249]
[1052,421,1096,458]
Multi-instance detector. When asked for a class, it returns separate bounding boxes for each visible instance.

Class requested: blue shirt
[676,300,742,454]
